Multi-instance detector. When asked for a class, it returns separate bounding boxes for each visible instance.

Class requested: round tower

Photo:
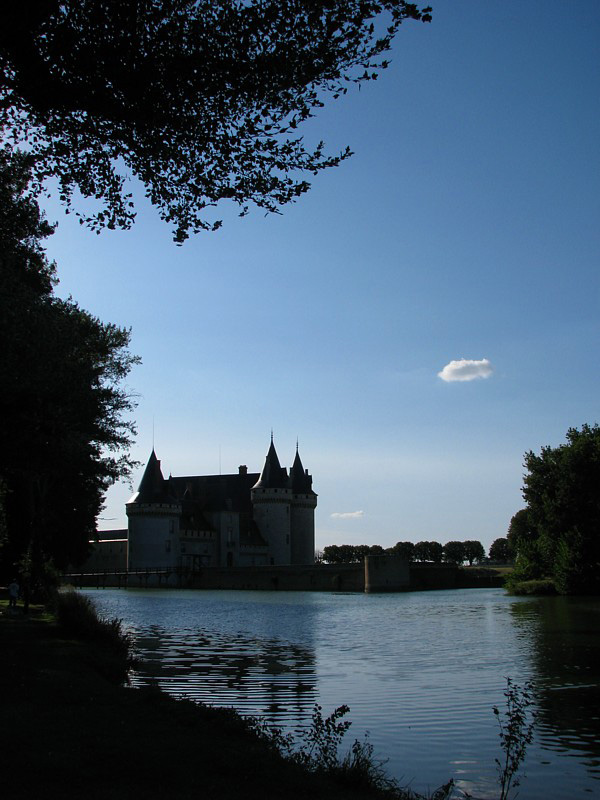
[289,445,317,564]
[126,450,181,569]
[251,436,291,565]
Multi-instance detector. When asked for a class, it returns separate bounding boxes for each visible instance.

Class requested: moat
[83,587,600,799]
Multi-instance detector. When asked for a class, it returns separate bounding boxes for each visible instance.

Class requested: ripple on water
[83,588,600,800]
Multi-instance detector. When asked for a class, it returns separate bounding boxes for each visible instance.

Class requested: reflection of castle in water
[132,625,317,725]
[510,596,600,780]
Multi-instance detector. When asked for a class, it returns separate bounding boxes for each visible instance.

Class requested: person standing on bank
[8,578,19,610]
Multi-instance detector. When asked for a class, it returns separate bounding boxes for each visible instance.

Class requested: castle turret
[126,450,181,569]
[251,436,291,564]
[289,444,317,564]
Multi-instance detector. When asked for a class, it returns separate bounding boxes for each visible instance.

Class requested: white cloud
[438,358,493,383]
[330,510,365,519]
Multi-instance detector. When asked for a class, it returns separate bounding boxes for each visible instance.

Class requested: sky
[39,0,600,553]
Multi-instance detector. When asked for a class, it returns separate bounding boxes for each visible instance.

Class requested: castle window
[165,540,171,553]
[169,520,174,533]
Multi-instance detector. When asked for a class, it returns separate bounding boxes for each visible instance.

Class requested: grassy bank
[0,594,447,800]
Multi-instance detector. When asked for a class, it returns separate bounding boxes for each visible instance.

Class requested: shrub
[245,703,453,800]
[506,578,557,596]
[54,589,134,680]
[493,678,536,800]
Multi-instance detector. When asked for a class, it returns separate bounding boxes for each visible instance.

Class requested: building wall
[216,510,240,567]
[179,530,217,569]
[364,554,410,592]
[290,497,316,565]
[252,488,291,565]
[127,505,180,570]
[83,539,128,572]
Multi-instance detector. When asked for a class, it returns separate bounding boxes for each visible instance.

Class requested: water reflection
[83,588,600,799]
[131,623,317,726]
[510,596,600,780]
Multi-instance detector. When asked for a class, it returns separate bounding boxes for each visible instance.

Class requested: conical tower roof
[127,450,172,504]
[252,437,288,489]
[289,445,314,494]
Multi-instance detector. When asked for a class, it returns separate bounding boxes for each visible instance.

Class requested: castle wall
[215,510,240,567]
[127,505,180,570]
[252,488,291,565]
[290,498,316,565]
[364,554,410,592]
[82,538,128,572]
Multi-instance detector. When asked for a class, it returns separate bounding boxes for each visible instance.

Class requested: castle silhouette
[127,436,317,569]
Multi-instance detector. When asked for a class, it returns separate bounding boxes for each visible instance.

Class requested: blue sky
[41,0,600,552]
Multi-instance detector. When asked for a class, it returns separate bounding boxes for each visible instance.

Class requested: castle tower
[251,436,291,565]
[126,450,181,569]
[289,444,317,564]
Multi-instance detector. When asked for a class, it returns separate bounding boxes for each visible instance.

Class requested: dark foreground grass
[1,596,445,800]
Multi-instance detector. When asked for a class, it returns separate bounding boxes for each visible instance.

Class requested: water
[82,587,600,799]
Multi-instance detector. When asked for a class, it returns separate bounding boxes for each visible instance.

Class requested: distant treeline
[319,538,512,566]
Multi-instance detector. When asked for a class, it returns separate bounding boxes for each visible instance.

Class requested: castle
[126,437,317,570]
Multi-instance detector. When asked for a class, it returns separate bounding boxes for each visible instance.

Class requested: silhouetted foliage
[55,589,134,681]
[442,541,466,565]
[389,541,416,561]
[493,678,536,800]
[321,544,386,564]
[413,540,443,563]
[517,424,600,594]
[247,703,454,799]
[507,509,536,556]
[462,539,485,566]
[488,537,512,563]
[1,1,432,242]
[0,151,139,586]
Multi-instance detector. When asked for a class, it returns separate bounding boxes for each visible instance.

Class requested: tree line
[320,538,512,566]
[0,152,138,594]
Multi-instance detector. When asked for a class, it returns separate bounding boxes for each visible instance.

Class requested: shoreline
[0,599,443,800]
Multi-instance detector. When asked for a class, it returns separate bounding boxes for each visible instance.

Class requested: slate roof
[128,450,175,504]
[168,471,260,512]
[289,448,315,495]
[129,439,315,516]
[252,439,289,489]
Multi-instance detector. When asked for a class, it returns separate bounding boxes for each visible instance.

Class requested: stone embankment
[65,557,505,592]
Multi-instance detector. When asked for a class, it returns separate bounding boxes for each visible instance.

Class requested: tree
[322,544,384,563]
[520,424,600,594]
[463,540,485,566]
[507,509,536,558]
[489,538,511,563]
[389,541,415,561]
[353,545,371,562]
[0,1,431,243]
[414,540,443,563]
[442,541,466,565]
[0,150,139,587]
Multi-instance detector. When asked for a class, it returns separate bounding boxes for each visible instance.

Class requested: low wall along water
[65,557,504,592]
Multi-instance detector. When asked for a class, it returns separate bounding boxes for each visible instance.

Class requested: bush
[54,590,134,680]
[507,578,557,596]
[245,704,453,800]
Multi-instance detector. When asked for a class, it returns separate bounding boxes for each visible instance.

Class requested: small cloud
[438,358,493,383]
[331,510,365,519]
